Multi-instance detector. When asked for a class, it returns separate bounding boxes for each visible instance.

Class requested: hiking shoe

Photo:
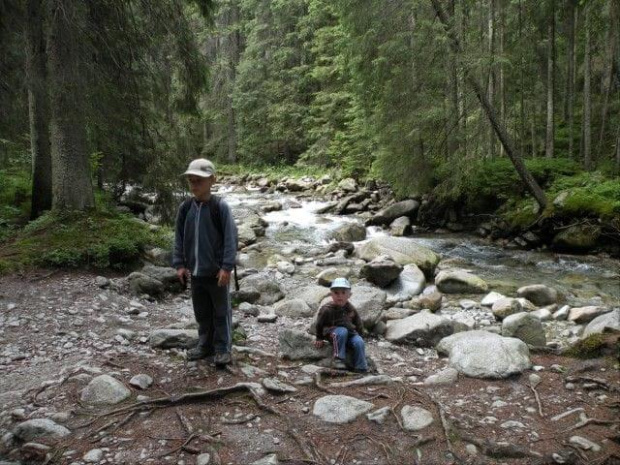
[187,346,213,361]
[214,352,232,367]
[332,358,347,370]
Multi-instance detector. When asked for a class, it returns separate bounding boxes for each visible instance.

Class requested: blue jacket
[172,197,238,277]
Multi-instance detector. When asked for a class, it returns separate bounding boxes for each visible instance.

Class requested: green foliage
[0,209,170,273]
[548,172,620,219]
[562,333,618,359]
[0,168,31,242]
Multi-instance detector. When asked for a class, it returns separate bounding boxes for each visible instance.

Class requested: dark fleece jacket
[315,301,364,340]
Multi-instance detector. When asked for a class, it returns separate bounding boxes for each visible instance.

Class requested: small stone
[565,383,576,390]
[84,448,104,463]
[569,436,601,452]
[529,374,542,389]
[501,420,526,429]
[130,374,153,390]
[196,453,211,465]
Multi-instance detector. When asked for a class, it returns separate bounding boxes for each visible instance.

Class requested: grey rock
[95,276,110,288]
[150,329,198,349]
[385,311,455,346]
[569,436,601,452]
[492,298,523,321]
[437,330,531,379]
[233,288,261,304]
[331,222,367,242]
[552,225,601,253]
[240,273,284,305]
[355,237,440,277]
[144,248,172,267]
[553,305,571,320]
[360,258,403,288]
[251,454,279,465]
[239,302,261,317]
[196,453,211,465]
[141,265,184,293]
[382,307,415,321]
[517,284,558,306]
[338,178,358,192]
[569,306,611,324]
[371,200,420,226]
[385,264,425,303]
[435,269,488,294]
[262,378,298,393]
[313,395,374,423]
[401,405,434,431]
[129,374,153,390]
[367,406,391,424]
[412,290,443,312]
[84,448,104,463]
[583,309,620,337]
[501,312,546,346]
[273,299,313,318]
[80,375,131,405]
[481,291,505,307]
[390,216,412,236]
[424,367,459,385]
[279,329,329,360]
[127,272,164,297]
[257,313,277,323]
[13,419,70,442]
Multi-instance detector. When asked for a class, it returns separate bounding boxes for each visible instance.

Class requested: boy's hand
[217,269,231,287]
[314,340,325,348]
[177,267,189,285]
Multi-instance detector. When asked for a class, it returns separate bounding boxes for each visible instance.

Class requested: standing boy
[314,278,368,373]
[173,159,238,366]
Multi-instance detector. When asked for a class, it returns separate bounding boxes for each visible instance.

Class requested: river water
[221,187,620,307]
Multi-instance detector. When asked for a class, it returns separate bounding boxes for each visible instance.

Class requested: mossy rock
[552,224,601,253]
[562,333,620,359]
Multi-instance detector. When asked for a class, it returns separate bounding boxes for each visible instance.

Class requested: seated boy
[314,278,368,373]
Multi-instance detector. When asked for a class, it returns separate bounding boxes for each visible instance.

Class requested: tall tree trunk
[498,0,505,156]
[583,5,592,171]
[447,0,460,157]
[596,18,614,155]
[47,0,94,210]
[226,2,241,163]
[565,0,576,159]
[431,0,547,210]
[26,0,52,219]
[545,0,555,159]
[456,0,467,156]
[518,0,526,157]
[488,0,496,158]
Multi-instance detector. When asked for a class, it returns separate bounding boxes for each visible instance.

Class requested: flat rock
[279,329,329,360]
[313,395,374,423]
[569,306,611,324]
[13,419,70,442]
[273,299,313,318]
[583,309,620,337]
[385,311,455,346]
[355,237,440,277]
[517,284,558,306]
[436,269,488,294]
[437,330,531,379]
[401,405,434,431]
[150,329,198,349]
[424,367,459,385]
[261,377,298,393]
[129,374,153,390]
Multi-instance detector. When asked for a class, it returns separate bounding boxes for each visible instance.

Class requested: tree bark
[583,5,592,171]
[26,0,52,219]
[47,0,94,210]
[596,15,614,155]
[545,0,555,159]
[565,0,576,159]
[487,0,496,158]
[431,0,547,210]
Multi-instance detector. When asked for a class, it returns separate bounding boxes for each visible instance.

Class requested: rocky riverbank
[0,174,619,465]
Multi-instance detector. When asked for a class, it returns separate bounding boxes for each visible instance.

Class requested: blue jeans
[329,327,367,371]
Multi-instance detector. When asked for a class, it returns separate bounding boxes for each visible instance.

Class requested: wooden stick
[528,383,544,417]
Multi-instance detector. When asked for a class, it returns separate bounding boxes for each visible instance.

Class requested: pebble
[84,448,104,463]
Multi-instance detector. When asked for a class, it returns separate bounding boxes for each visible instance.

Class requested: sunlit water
[218,188,620,305]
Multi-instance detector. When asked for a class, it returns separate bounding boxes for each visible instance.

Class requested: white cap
[182,158,216,178]
[330,277,351,289]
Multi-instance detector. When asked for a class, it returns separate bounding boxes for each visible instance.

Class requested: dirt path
[1,271,619,465]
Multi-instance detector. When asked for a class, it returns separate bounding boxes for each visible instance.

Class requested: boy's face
[187,174,215,200]
[330,288,351,306]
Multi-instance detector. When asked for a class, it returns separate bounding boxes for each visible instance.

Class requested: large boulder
[583,309,620,337]
[360,257,403,288]
[390,217,412,236]
[345,286,386,330]
[370,200,420,226]
[331,223,367,242]
[128,272,164,297]
[237,223,258,247]
[501,312,546,347]
[385,311,455,346]
[141,265,184,293]
[295,285,331,311]
[516,285,558,306]
[437,330,531,379]
[355,237,440,277]
[385,264,426,304]
[240,273,284,305]
[435,269,488,294]
[552,224,601,253]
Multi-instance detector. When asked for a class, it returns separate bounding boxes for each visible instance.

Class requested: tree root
[528,383,544,417]
[561,417,620,434]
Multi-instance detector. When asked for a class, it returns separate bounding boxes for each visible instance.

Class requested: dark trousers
[191,276,232,354]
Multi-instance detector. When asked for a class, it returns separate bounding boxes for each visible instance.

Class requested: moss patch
[563,333,620,359]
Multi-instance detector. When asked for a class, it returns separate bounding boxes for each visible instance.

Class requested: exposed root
[561,417,620,434]
[528,382,544,417]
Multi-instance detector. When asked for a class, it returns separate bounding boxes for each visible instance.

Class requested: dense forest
[0,0,618,222]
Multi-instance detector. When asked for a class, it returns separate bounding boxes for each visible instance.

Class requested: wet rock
[273,299,313,318]
[360,257,403,288]
[401,405,434,431]
[390,216,412,236]
[313,395,374,423]
[331,222,367,242]
[150,329,198,349]
[129,374,153,390]
[437,330,531,379]
[552,225,601,253]
[501,312,546,346]
[385,264,425,303]
[583,309,620,336]
[370,200,420,226]
[568,306,611,324]
[81,375,131,405]
[355,237,440,277]
[436,269,488,294]
[385,311,455,346]
[492,298,523,321]
[517,284,558,306]
[13,419,70,442]
[279,329,329,360]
